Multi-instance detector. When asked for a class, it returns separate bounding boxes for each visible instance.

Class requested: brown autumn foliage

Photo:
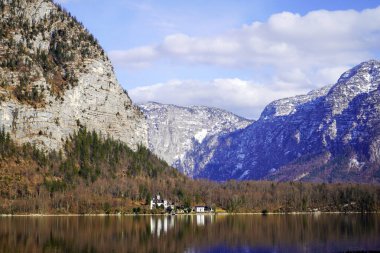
[0,127,379,214]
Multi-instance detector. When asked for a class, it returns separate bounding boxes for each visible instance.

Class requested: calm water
[0,214,379,253]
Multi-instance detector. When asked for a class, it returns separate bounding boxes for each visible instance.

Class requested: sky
[56,0,380,119]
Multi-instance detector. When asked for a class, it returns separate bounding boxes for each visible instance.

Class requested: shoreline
[0,211,379,217]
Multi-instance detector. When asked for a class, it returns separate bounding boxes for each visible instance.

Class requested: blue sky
[57,0,380,119]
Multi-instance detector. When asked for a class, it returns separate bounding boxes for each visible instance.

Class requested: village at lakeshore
[148,193,213,215]
[1,192,378,216]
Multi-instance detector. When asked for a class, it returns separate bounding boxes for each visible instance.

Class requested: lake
[0,214,379,253]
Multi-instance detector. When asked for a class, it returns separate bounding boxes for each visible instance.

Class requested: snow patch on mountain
[194,129,208,143]
[139,102,253,176]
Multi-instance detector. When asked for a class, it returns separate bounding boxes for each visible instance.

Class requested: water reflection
[150,216,175,237]
[150,214,215,237]
[195,214,215,226]
[0,214,379,253]
[196,214,205,226]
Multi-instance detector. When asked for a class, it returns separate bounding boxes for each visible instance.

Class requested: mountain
[0,1,378,215]
[0,0,147,151]
[196,60,380,183]
[139,102,252,176]
[0,0,179,214]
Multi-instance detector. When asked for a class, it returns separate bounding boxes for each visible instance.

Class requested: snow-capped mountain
[197,60,380,183]
[139,102,252,176]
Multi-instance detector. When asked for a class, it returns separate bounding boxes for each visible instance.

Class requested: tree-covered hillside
[0,127,379,214]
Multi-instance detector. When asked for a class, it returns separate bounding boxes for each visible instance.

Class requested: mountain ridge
[139,60,380,183]
[195,60,380,182]
[0,0,147,151]
[139,101,252,176]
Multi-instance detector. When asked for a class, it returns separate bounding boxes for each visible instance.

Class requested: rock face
[0,0,147,151]
[139,102,252,176]
[197,60,380,183]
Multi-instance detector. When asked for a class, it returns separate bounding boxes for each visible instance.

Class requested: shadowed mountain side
[194,60,380,182]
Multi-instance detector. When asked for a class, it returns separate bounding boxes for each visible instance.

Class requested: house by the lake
[150,194,174,210]
[194,206,213,213]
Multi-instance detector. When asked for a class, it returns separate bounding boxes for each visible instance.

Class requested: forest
[0,127,379,214]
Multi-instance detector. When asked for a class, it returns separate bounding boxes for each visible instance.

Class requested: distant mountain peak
[327,59,380,116]
[191,60,380,183]
[338,59,380,84]
[139,102,252,176]
[259,84,333,121]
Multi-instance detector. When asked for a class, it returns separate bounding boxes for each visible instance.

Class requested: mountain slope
[197,60,380,183]
[139,102,252,176]
[0,0,147,151]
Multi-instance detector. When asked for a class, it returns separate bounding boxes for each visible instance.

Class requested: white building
[195,206,213,213]
[150,194,170,210]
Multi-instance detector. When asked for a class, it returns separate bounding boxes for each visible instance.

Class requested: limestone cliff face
[0,0,147,150]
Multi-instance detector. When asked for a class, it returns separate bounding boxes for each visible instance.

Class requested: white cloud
[130,78,312,119]
[111,7,380,71]
[114,6,380,118]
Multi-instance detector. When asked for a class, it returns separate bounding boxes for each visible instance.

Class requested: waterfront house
[150,194,174,210]
[195,206,213,213]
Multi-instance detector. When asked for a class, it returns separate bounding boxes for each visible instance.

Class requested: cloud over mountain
[114,6,380,118]
[111,7,380,69]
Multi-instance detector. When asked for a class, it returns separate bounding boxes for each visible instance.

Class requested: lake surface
[0,214,379,253]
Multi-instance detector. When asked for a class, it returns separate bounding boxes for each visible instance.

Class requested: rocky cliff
[139,102,252,176]
[196,60,380,183]
[0,0,147,151]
